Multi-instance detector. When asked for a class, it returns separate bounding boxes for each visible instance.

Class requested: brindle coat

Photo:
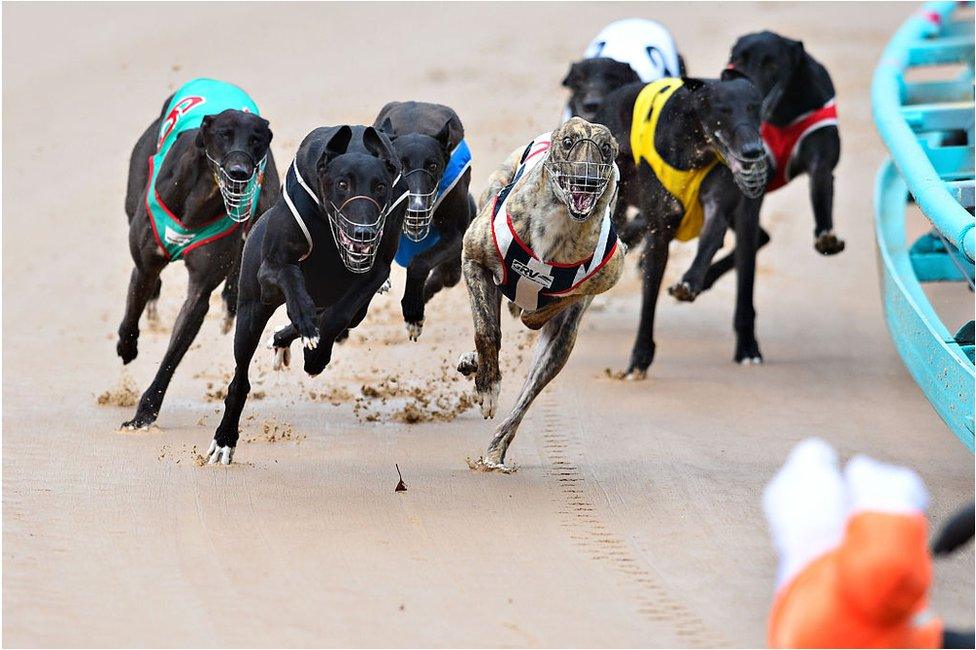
[459,118,625,471]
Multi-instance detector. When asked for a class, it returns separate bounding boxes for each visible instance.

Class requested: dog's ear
[317,125,353,176]
[195,115,214,149]
[377,117,396,140]
[562,62,581,89]
[613,60,641,85]
[363,126,400,176]
[789,38,806,71]
[434,119,452,152]
[258,116,273,145]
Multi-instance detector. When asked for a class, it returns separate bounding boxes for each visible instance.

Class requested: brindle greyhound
[119,81,278,429]
[697,31,844,293]
[597,76,768,378]
[459,118,625,472]
[372,101,475,340]
[206,125,406,464]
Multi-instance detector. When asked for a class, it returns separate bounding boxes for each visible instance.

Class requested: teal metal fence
[872,1,975,450]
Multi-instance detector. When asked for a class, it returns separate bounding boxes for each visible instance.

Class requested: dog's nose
[226,163,252,181]
[582,100,601,115]
[408,194,430,213]
[741,140,764,160]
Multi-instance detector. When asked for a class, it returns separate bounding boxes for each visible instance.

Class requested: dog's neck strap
[282,158,318,261]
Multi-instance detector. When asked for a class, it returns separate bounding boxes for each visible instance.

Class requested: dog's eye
[376,183,387,194]
[562,137,573,150]
[337,180,348,192]
[426,161,438,173]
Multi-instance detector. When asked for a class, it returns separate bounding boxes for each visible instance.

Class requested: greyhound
[459,118,625,471]
[206,125,407,464]
[118,78,278,429]
[372,101,475,341]
[696,32,844,295]
[596,76,768,377]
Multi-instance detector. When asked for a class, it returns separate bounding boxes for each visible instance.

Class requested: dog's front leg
[671,183,739,302]
[625,225,672,380]
[805,132,844,255]
[480,298,591,472]
[303,272,388,377]
[257,260,319,348]
[701,227,771,293]
[460,258,502,419]
[208,298,277,464]
[402,234,463,340]
[732,197,763,364]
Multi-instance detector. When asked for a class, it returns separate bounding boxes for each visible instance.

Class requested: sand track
[3,3,973,646]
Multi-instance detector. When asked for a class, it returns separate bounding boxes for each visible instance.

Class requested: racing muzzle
[713,129,768,199]
[207,151,267,222]
[327,195,390,273]
[544,139,613,221]
[402,167,438,242]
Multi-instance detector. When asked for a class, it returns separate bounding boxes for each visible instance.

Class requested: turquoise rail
[872,1,975,450]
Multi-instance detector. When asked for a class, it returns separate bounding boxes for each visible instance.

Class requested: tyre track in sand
[537,391,729,648]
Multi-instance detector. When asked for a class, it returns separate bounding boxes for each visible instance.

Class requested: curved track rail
[873,0,975,450]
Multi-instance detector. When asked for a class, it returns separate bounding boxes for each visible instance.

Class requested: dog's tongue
[570,190,595,215]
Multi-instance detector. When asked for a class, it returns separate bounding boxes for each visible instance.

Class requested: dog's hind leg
[700,227,770,292]
[117,263,163,365]
[220,243,243,335]
[208,299,276,464]
[478,298,590,472]
[123,261,226,429]
[461,259,503,419]
[424,251,462,303]
[145,277,162,324]
[732,199,763,364]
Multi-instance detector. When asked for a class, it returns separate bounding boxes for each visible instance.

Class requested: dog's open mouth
[337,228,376,257]
[568,186,598,216]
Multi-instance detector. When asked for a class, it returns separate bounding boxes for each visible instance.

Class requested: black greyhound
[698,31,844,293]
[597,77,768,377]
[372,101,475,340]
[206,125,406,464]
[119,80,278,429]
[563,58,642,122]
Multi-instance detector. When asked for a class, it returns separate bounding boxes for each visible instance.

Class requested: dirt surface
[3,3,973,647]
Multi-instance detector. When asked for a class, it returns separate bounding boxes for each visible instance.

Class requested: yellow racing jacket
[630,78,721,241]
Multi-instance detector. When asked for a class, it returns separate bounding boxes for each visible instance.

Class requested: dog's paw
[456,351,478,377]
[146,300,159,325]
[267,335,292,371]
[206,440,234,465]
[377,278,392,294]
[668,281,698,302]
[467,455,518,474]
[122,411,156,430]
[735,339,764,365]
[622,368,647,381]
[476,382,500,419]
[301,335,320,350]
[815,230,846,256]
[406,320,424,341]
[506,301,522,319]
[117,335,138,365]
